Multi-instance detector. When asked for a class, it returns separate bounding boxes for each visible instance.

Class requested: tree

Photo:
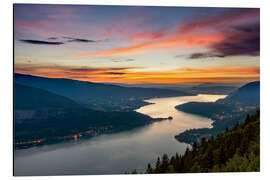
[146,163,153,173]
[168,165,175,173]
[155,157,161,173]
[192,142,198,152]
[145,111,260,174]
[161,154,169,172]
[190,162,201,173]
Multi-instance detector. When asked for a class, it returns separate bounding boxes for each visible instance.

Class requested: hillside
[190,82,239,95]
[14,73,192,111]
[175,81,260,144]
[217,81,260,105]
[14,83,82,110]
[14,84,166,149]
[146,111,260,173]
[175,102,232,118]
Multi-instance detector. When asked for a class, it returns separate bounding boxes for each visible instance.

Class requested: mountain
[190,82,239,95]
[14,84,166,149]
[175,102,233,118]
[176,81,260,116]
[14,83,82,110]
[174,81,260,144]
[14,73,192,111]
[217,81,260,105]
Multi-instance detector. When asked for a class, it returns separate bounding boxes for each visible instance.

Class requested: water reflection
[14,94,226,176]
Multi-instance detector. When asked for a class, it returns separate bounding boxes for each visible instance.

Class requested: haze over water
[14,94,226,176]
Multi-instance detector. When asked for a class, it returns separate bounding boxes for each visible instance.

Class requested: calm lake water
[14,94,226,176]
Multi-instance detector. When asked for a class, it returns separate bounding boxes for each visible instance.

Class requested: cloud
[63,36,100,43]
[127,29,167,44]
[68,9,259,58]
[69,34,225,58]
[176,67,260,74]
[15,62,259,84]
[179,8,259,34]
[187,22,260,59]
[19,36,105,46]
[188,53,225,59]
[105,72,126,75]
[20,39,64,45]
[14,63,135,78]
[111,59,135,62]
[212,23,260,57]
[68,67,132,73]
[47,37,58,40]
[126,59,135,62]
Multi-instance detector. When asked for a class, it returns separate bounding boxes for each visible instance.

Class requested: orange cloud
[69,34,225,58]
[176,67,260,74]
[15,63,260,84]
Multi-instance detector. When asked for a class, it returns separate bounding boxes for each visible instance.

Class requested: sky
[14,4,260,84]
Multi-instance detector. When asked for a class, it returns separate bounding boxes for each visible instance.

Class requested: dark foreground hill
[175,81,260,144]
[14,73,192,111]
[14,84,166,149]
[145,111,259,173]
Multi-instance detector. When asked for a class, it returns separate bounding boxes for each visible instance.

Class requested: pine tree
[155,157,161,173]
[146,163,153,173]
[161,154,169,172]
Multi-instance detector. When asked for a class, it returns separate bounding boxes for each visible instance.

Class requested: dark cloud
[111,59,121,62]
[47,37,58,40]
[188,22,260,59]
[69,67,131,72]
[20,39,64,45]
[15,64,134,78]
[125,59,135,62]
[111,58,135,62]
[212,23,260,57]
[174,54,186,58]
[63,36,99,43]
[67,75,90,79]
[189,53,225,59]
[180,8,259,34]
[20,36,104,46]
[105,72,126,75]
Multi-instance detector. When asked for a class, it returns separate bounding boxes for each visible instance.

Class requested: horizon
[14,4,260,84]
[14,72,258,87]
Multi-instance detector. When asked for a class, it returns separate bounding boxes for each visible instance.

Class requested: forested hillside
[14,73,192,111]
[146,111,260,173]
[14,84,167,149]
[175,81,259,144]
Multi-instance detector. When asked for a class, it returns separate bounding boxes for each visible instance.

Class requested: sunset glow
[14,5,260,84]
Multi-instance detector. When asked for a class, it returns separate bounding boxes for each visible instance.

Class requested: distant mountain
[190,82,240,95]
[14,73,192,111]
[14,84,166,149]
[175,81,260,144]
[177,81,260,115]
[217,81,260,105]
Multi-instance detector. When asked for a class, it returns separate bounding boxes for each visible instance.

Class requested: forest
[144,110,260,173]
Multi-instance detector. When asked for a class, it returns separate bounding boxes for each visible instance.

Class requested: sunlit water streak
[14,94,226,176]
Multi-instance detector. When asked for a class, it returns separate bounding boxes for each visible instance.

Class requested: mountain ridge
[175,81,260,144]
[14,73,192,111]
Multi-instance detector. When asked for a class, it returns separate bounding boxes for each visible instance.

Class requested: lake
[14,94,226,176]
